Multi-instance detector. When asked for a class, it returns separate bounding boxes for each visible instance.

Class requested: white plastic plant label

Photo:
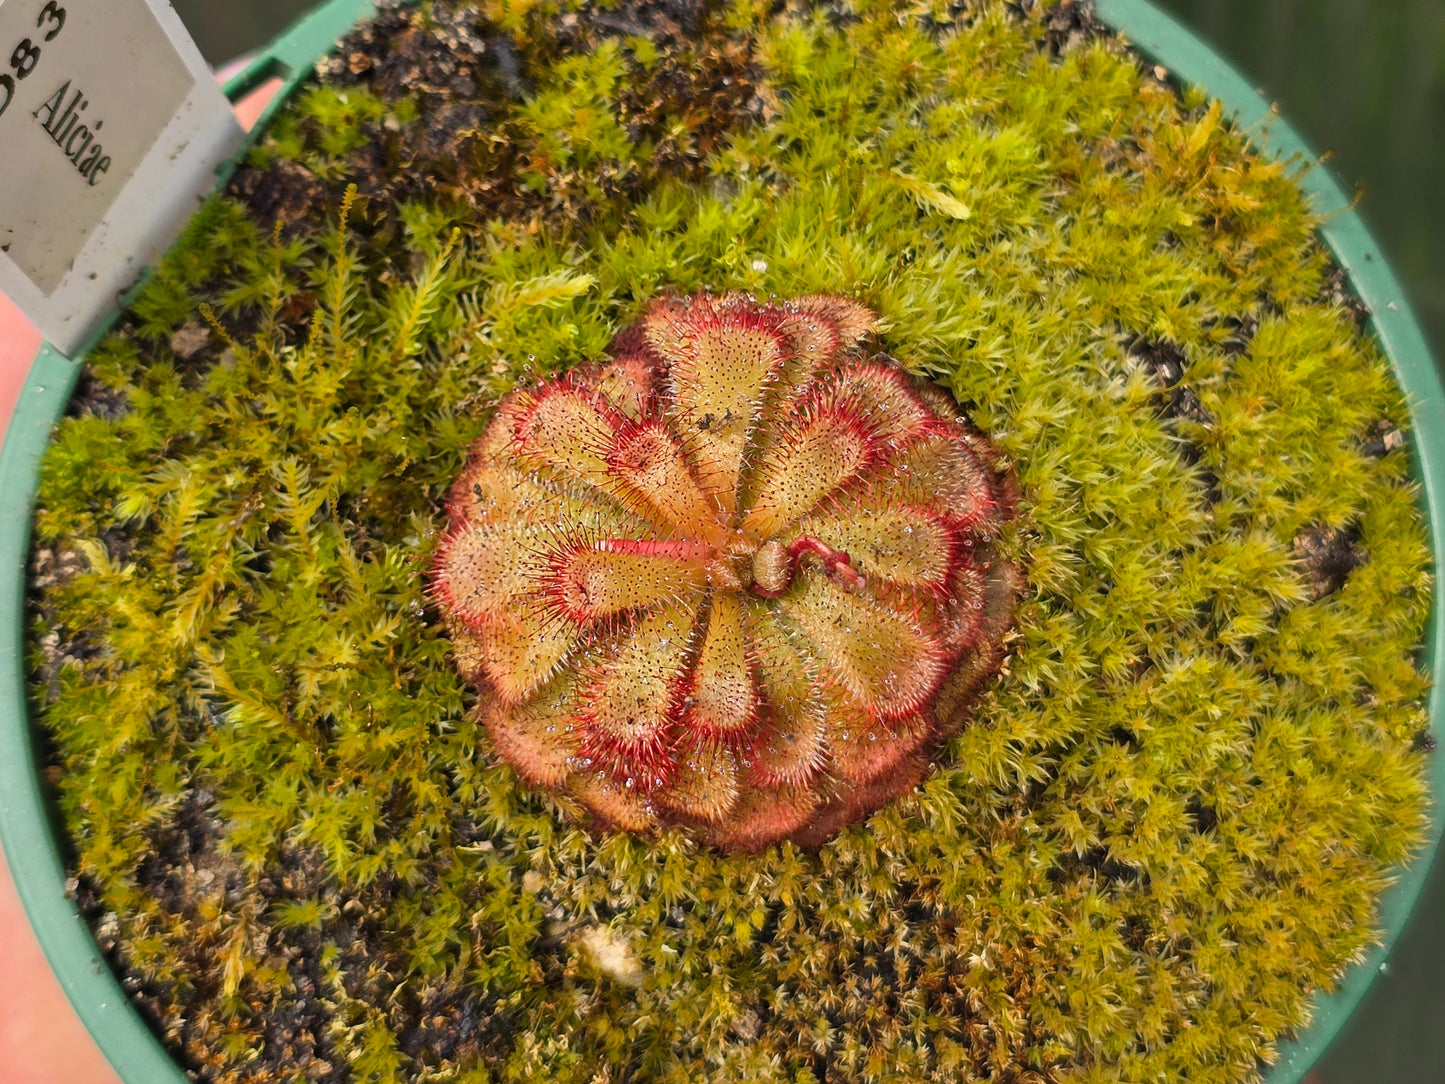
[0,0,244,355]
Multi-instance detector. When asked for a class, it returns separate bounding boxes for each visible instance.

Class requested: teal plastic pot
[1,1,1440,1080]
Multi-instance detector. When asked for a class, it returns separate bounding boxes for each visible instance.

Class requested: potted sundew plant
[4,0,1441,1081]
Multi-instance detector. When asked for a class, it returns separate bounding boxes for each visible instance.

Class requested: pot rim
[0,1,1439,1080]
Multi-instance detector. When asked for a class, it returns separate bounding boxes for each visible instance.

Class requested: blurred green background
[168,0,1445,1080]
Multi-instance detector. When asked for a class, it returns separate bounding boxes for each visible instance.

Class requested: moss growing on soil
[27,1,1433,1082]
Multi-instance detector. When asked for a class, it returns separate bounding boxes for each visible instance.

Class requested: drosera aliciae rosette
[432,291,1019,850]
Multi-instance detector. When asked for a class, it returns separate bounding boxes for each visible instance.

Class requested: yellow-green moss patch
[29,2,1432,1082]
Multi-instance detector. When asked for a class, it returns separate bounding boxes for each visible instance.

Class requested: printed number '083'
[0,4,67,119]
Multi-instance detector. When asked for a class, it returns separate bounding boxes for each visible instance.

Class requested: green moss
[28,1,1432,1082]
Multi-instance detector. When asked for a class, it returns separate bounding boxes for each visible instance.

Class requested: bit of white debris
[96,911,121,943]
[573,925,645,987]
[169,322,211,361]
[521,869,546,894]
[751,258,769,273]
[734,1009,762,1041]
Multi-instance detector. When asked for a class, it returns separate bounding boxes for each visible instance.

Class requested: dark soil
[1323,263,1373,328]
[229,0,772,251]
[72,793,515,1082]
[1128,334,1217,427]
[1363,416,1408,458]
[1029,0,1110,55]
[1293,523,1367,599]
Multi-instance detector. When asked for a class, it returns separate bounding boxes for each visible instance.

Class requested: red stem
[753,536,865,597]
